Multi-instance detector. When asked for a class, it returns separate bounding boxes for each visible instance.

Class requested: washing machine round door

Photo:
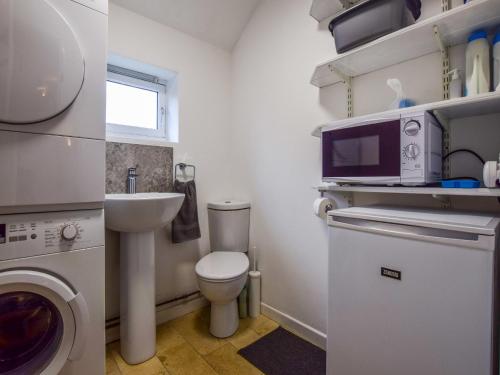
[0,0,85,124]
[0,270,90,374]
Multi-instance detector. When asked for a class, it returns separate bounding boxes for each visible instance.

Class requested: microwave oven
[321,111,442,186]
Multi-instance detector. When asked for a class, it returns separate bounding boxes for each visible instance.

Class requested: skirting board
[261,302,327,350]
[106,296,209,343]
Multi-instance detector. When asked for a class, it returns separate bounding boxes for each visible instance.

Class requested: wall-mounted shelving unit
[311,0,500,202]
[311,91,500,137]
[317,185,500,197]
[311,0,500,88]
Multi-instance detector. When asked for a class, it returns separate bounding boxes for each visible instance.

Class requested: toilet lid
[196,252,249,281]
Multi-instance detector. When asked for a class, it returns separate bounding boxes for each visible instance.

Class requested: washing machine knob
[61,224,78,241]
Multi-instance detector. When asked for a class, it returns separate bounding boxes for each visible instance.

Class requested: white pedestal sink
[105,193,185,364]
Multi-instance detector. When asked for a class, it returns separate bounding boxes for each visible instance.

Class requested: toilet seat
[195,252,249,282]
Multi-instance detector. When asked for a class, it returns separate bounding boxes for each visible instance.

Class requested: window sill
[106,134,177,148]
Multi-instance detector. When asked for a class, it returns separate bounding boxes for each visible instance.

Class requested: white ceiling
[110,0,262,51]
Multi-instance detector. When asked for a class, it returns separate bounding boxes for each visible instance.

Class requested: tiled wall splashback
[106,142,173,193]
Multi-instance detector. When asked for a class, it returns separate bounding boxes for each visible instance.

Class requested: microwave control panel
[401,116,425,177]
[0,209,104,261]
[400,113,442,184]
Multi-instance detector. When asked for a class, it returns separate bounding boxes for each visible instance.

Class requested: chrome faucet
[126,167,139,194]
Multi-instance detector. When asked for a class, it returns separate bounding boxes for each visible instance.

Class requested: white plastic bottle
[447,69,463,99]
[465,30,490,96]
[494,32,500,91]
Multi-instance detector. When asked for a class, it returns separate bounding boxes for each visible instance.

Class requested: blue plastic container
[441,179,480,189]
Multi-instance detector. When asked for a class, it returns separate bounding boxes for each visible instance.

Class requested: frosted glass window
[106,82,158,129]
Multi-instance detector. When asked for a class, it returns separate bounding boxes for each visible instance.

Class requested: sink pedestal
[120,231,156,364]
[104,193,185,365]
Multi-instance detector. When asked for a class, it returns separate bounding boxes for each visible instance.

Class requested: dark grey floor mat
[238,327,326,375]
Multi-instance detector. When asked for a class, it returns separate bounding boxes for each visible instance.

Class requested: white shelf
[317,185,500,197]
[311,91,500,137]
[311,0,500,88]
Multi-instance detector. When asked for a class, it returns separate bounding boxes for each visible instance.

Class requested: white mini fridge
[327,206,500,375]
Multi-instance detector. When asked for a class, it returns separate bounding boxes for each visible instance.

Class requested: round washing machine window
[0,292,64,374]
[0,0,85,124]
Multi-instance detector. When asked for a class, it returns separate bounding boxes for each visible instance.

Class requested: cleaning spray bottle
[447,69,463,99]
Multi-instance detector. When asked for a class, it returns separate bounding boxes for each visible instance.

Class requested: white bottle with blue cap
[494,31,500,91]
[465,29,490,96]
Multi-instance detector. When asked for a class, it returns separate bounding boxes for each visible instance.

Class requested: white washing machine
[0,0,108,210]
[0,209,105,374]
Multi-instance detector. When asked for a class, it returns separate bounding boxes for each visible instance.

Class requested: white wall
[106,4,233,319]
[106,0,500,340]
[230,0,500,341]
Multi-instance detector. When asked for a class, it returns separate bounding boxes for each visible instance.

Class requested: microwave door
[322,120,401,184]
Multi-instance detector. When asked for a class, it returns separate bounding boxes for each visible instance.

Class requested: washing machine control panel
[0,209,104,261]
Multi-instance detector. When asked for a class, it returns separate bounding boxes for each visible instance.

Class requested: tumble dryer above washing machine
[0,0,107,139]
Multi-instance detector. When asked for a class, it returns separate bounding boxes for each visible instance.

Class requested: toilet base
[210,300,239,338]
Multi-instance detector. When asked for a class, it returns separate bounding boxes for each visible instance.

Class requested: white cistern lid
[207,200,250,211]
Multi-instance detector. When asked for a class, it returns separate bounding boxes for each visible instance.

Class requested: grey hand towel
[172,179,201,243]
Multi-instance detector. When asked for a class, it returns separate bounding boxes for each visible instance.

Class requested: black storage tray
[329,0,421,54]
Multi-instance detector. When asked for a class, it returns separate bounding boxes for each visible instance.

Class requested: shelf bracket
[433,25,451,179]
[329,64,353,118]
[433,25,450,101]
[441,0,450,12]
[432,194,451,208]
[346,76,353,118]
[433,110,451,178]
[339,0,351,8]
[340,0,360,10]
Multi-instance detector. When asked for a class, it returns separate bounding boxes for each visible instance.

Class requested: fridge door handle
[330,217,495,251]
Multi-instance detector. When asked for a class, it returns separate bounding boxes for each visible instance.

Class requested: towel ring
[175,163,196,181]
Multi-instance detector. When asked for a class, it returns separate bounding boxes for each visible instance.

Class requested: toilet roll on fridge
[313,197,335,220]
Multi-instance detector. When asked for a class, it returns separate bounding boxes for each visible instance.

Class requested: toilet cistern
[104,193,184,364]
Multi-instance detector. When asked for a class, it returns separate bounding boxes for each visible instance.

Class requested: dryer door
[0,0,85,124]
[0,270,90,375]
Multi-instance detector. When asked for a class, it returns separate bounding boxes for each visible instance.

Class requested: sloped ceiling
[110,0,262,51]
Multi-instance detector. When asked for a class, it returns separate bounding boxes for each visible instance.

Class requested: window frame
[106,70,167,139]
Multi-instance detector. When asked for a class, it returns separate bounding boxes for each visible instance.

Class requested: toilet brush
[249,246,261,318]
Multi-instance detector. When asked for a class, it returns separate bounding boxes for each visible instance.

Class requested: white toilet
[195,201,250,338]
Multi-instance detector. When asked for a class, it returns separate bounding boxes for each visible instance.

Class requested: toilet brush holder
[248,271,261,318]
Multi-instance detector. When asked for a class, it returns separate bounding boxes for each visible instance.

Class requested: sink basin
[104,192,185,365]
[105,193,185,232]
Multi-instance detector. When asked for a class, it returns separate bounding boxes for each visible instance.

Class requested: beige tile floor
[107,306,280,375]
